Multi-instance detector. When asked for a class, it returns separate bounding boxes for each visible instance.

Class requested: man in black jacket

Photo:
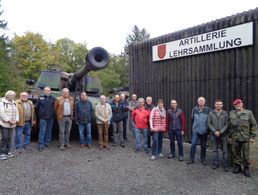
[110,94,124,147]
[120,93,129,140]
[36,86,55,152]
[75,92,93,148]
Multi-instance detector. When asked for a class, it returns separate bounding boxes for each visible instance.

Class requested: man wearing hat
[229,99,257,177]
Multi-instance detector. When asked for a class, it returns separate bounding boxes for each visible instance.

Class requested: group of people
[0,87,257,178]
[128,95,257,177]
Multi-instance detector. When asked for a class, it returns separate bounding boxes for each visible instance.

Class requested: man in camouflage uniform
[229,99,257,177]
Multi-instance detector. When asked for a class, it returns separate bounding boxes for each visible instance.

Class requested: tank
[26,47,110,139]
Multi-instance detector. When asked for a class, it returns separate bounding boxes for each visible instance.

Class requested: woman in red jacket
[132,98,149,153]
[149,99,167,160]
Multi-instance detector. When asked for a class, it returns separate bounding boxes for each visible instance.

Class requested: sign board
[152,22,253,61]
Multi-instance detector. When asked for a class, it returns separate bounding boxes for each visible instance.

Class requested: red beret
[233,99,242,105]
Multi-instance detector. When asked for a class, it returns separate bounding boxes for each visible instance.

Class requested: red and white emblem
[157,44,166,59]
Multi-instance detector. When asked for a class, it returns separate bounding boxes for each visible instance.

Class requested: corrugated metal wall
[129,8,258,140]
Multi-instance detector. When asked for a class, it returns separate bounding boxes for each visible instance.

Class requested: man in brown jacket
[15,92,35,151]
[54,88,74,150]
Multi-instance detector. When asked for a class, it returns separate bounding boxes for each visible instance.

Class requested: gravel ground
[0,137,257,195]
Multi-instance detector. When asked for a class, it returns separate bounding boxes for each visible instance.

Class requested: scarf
[156,106,166,118]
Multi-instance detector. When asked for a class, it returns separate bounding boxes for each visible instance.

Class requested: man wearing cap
[229,99,257,177]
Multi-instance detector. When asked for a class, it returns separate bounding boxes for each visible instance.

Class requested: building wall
[129,8,258,140]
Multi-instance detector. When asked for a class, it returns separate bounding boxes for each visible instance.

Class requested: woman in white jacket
[0,90,19,160]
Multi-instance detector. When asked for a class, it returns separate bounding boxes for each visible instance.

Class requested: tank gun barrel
[70,47,109,85]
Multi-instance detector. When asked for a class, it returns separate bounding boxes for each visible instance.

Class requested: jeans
[147,129,152,147]
[189,132,207,161]
[152,132,164,156]
[129,116,136,138]
[15,122,32,149]
[112,121,123,144]
[168,129,183,157]
[0,127,14,154]
[58,117,72,146]
[122,117,128,139]
[135,128,148,150]
[210,134,228,167]
[79,123,92,145]
[38,119,54,149]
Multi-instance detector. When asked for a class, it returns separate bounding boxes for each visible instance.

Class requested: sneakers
[65,143,71,148]
[7,152,15,158]
[80,144,85,148]
[120,143,125,148]
[135,148,140,153]
[212,164,218,169]
[167,154,175,159]
[60,145,65,150]
[201,160,207,165]
[178,156,184,161]
[0,154,7,160]
[150,155,156,161]
[159,153,164,158]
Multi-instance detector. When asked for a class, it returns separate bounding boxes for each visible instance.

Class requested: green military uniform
[229,109,257,166]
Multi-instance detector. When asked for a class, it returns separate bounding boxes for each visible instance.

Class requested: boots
[233,164,242,174]
[243,166,251,177]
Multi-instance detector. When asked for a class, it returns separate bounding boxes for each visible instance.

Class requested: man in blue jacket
[187,97,211,165]
[36,86,55,152]
[75,92,93,148]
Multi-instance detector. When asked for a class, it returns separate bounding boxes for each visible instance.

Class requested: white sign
[152,22,253,61]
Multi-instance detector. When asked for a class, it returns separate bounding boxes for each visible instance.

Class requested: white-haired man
[187,97,211,165]
[95,95,112,149]
[54,88,74,150]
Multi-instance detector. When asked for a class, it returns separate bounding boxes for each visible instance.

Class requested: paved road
[0,138,257,195]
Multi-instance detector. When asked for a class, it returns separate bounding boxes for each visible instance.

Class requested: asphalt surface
[0,137,257,195]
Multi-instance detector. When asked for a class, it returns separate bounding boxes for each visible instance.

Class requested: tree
[54,38,88,72]
[124,25,150,55]
[0,1,10,95]
[10,32,50,80]
[90,54,129,95]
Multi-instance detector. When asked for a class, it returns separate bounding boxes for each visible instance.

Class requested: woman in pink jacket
[149,99,167,161]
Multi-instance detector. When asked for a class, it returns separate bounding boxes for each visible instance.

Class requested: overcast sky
[2,0,258,54]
